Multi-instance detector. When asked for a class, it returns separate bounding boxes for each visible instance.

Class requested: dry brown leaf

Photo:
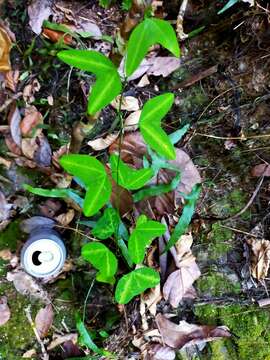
[141,285,161,317]
[35,304,54,338]
[247,238,270,279]
[52,144,69,169]
[0,296,10,326]
[20,106,43,136]
[251,163,270,177]
[23,79,41,104]
[0,26,12,71]
[21,137,38,160]
[163,257,201,307]
[5,134,22,155]
[0,156,11,168]
[87,133,119,151]
[137,74,150,88]
[42,28,73,45]
[47,333,78,351]
[7,270,50,302]
[111,95,139,111]
[124,110,141,132]
[8,104,21,147]
[0,249,12,261]
[28,0,53,35]
[4,70,19,92]
[55,209,75,226]
[33,135,52,167]
[156,313,231,349]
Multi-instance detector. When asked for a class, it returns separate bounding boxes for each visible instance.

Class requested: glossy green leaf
[82,242,118,284]
[115,267,160,304]
[139,93,176,160]
[60,154,111,217]
[92,208,120,239]
[76,314,103,355]
[218,0,238,14]
[57,50,122,114]
[164,184,201,252]
[128,215,166,264]
[133,173,181,202]
[125,18,180,76]
[24,184,83,208]
[110,154,154,190]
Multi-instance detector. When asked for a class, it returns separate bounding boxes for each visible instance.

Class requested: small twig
[220,224,258,238]
[0,92,23,112]
[176,0,189,40]
[25,305,49,360]
[195,132,270,140]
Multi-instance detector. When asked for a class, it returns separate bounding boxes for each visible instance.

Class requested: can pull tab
[38,251,54,262]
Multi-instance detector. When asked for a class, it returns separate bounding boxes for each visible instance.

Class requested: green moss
[0,221,21,251]
[211,189,250,219]
[0,282,41,359]
[195,304,270,360]
[196,272,240,297]
[208,222,234,259]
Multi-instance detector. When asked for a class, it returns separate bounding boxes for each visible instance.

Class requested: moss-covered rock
[0,221,21,251]
[196,271,241,297]
[195,304,270,360]
[207,222,234,260]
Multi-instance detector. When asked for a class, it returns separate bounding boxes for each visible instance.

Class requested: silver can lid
[21,234,66,278]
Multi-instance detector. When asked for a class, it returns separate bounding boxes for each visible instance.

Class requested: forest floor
[1,0,270,359]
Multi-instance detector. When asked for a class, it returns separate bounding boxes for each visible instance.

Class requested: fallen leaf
[0,296,10,326]
[0,249,12,261]
[0,26,12,71]
[146,344,175,360]
[39,199,62,218]
[42,27,73,45]
[20,216,55,233]
[0,191,12,223]
[28,0,53,35]
[156,313,231,349]
[77,20,102,38]
[247,238,270,279]
[111,95,139,111]
[0,156,11,168]
[7,270,50,302]
[5,134,22,155]
[23,78,41,104]
[147,57,181,77]
[33,135,52,167]
[251,163,270,177]
[4,70,19,92]
[22,349,37,358]
[55,209,75,226]
[8,104,21,147]
[141,284,161,316]
[124,110,141,132]
[47,333,78,351]
[52,144,69,169]
[163,257,201,307]
[20,106,43,136]
[21,137,38,160]
[137,74,150,87]
[35,304,54,338]
[87,133,119,151]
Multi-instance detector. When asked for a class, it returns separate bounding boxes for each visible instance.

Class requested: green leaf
[164,184,201,252]
[82,242,118,284]
[139,93,176,160]
[76,314,103,355]
[60,154,112,217]
[92,208,120,239]
[115,267,160,304]
[128,216,166,264]
[57,50,122,114]
[169,124,190,144]
[110,154,154,190]
[133,173,181,202]
[125,18,180,76]
[218,0,239,14]
[23,184,83,208]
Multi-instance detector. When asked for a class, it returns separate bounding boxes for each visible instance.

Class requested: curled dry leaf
[141,284,161,317]
[4,70,19,92]
[8,104,21,147]
[0,296,11,326]
[87,133,119,151]
[124,110,141,132]
[247,238,270,279]
[28,0,53,35]
[251,163,270,177]
[7,271,50,303]
[23,78,41,104]
[42,27,73,45]
[35,304,54,338]
[55,209,75,226]
[52,144,69,169]
[156,313,231,349]
[20,106,43,136]
[0,26,12,71]
[111,95,139,111]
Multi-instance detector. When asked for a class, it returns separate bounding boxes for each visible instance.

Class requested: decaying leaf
[87,133,119,151]
[47,333,78,351]
[251,163,270,177]
[20,106,43,136]
[55,209,75,226]
[4,70,19,92]
[35,304,54,338]
[124,110,141,132]
[23,79,41,104]
[141,284,161,317]
[111,95,139,111]
[0,296,10,326]
[8,104,21,147]
[163,257,201,307]
[28,0,53,35]
[247,238,270,279]
[146,344,176,360]
[155,313,231,349]
[0,26,12,71]
[7,271,50,303]
[0,191,12,223]
[42,27,73,45]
